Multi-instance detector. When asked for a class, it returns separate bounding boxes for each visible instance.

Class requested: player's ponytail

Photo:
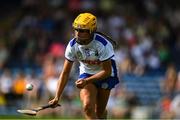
[95,31,117,49]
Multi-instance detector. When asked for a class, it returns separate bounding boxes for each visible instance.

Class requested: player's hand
[48,97,59,108]
[75,79,87,88]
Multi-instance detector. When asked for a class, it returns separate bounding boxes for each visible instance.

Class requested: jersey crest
[77,51,83,60]
[84,48,90,57]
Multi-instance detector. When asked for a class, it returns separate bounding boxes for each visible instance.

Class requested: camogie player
[49,13,119,119]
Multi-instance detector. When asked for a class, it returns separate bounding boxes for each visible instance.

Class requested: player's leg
[80,83,97,119]
[95,88,111,119]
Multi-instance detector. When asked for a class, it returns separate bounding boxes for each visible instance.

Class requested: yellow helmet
[72,13,97,33]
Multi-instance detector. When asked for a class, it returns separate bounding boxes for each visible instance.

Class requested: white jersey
[65,33,117,77]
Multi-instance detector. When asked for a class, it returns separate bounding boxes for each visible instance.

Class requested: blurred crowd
[0,0,180,119]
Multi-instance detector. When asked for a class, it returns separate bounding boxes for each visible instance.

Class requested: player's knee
[83,104,94,116]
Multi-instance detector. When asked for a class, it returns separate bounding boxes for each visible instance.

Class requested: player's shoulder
[93,33,109,46]
[68,38,77,47]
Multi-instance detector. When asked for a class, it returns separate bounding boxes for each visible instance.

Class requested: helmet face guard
[74,28,93,45]
[73,13,97,33]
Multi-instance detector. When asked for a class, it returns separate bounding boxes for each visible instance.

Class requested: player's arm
[75,59,112,88]
[52,39,75,102]
[84,59,112,83]
[49,59,73,104]
[55,59,73,100]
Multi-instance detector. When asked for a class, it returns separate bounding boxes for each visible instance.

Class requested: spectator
[159,63,178,119]
[160,64,178,98]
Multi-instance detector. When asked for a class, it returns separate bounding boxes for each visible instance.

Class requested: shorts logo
[101,83,108,89]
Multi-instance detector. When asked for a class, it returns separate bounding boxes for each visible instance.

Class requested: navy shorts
[79,73,119,90]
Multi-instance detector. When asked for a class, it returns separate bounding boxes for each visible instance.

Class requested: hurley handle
[36,104,61,111]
